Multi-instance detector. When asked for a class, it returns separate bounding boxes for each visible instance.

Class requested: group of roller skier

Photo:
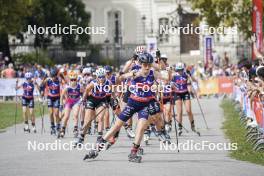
[15,46,200,163]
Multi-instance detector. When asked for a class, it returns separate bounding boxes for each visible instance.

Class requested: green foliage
[13,50,54,66]
[0,102,48,130]
[25,0,90,49]
[221,99,264,166]
[187,0,263,39]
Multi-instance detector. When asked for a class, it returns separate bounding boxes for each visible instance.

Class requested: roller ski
[137,147,144,155]
[83,149,99,160]
[57,128,65,138]
[50,126,56,135]
[191,121,200,136]
[178,124,183,136]
[143,130,150,145]
[73,126,79,138]
[158,131,171,144]
[74,135,84,148]
[126,127,135,139]
[128,150,142,163]
[24,124,30,133]
[32,126,37,133]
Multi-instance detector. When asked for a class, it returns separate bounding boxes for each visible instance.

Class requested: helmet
[50,68,58,77]
[25,72,33,79]
[104,65,112,73]
[68,70,78,80]
[82,67,92,74]
[160,54,167,59]
[138,53,154,64]
[134,45,146,55]
[175,62,185,71]
[256,65,264,77]
[95,68,106,77]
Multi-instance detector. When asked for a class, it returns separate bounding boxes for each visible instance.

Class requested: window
[159,18,169,43]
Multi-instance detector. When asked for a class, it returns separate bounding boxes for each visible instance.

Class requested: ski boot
[126,127,135,139]
[57,128,65,138]
[178,123,183,136]
[56,124,61,134]
[74,135,84,148]
[32,126,37,133]
[150,124,158,137]
[50,126,56,135]
[165,122,172,133]
[83,150,99,160]
[162,129,171,144]
[87,127,92,135]
[191,121,201,136]
[143,129,150,145]
[24,124,30,133]
[128,145,142,163]
[73,126,79,138]
[137,147,144,155]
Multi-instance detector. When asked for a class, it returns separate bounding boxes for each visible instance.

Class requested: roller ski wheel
[74,137,84,148]
[32,127,37,133]
[137,147,144,155]
[57,130,65,139]
[143,134,149,145]
[192,129,201,136]
[24,128,30,133]
[73,129,79,138]
[128,153,142,163]
[50,127,56,135]
[83,150,99,160]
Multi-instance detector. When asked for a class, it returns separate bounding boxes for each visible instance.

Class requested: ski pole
[171,100,180,153]
[15,80,18,134]
[186,73,209,129]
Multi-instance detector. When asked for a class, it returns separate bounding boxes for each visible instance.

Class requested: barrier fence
[233,84,264,129]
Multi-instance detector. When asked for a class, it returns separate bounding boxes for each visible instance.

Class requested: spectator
[1,63,16,78]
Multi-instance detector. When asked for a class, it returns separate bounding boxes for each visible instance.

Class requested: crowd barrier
[232,84,264,151]
[198,76,234,95]
[233,85,264,129]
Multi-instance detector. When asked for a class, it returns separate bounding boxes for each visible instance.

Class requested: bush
[13,50,54,66]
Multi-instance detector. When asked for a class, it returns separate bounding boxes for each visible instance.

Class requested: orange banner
[218,77,233,94]
[198,77,219,95]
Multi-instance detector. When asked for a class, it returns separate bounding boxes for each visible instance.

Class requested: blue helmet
[138,52,153,64]
[50,68,57,77]
[104,65,113,73]
[25,72,33,79]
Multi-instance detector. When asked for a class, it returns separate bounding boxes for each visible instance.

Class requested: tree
[0,0,33,58]
[187,0,263,39]
[25,0,90,49]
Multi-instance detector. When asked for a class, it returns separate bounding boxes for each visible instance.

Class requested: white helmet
[25,72,33,79]
[82,67,92,74]
[175,62,185,70]
[95,68,106,77]
[160,54,167,59]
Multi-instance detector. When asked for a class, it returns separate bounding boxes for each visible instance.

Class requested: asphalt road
[0,98,264,176]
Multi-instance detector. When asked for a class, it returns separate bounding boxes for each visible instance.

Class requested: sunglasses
[98,76,105,79]
[70,79,77,82]
[84,74,90,76]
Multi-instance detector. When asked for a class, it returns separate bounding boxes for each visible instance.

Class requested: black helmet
[138,52,153,64]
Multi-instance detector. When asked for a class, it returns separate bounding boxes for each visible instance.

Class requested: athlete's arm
[82,82,94,101]
[122,59,134,73]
